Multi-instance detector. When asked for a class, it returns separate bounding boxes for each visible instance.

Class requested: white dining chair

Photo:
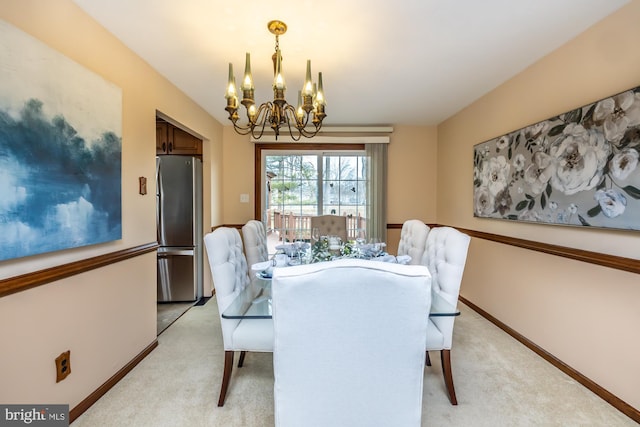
[397,219,430,265]
[203,227,273,406]
[420,226,470,405]
[242,219,269,285]
[310,214,348,242]
[271,258,432,427]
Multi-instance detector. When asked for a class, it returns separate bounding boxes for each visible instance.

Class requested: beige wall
[387,126,438,223]
[387,125,438,253]
[438,0,640,409]
[0,0,222,408]
[222,127,256,224]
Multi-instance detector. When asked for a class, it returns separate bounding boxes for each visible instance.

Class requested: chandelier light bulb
[273,49,286,90]
[225,63,236,99]
[302,60,314,97]
[316,72,325,106]
[242,53,254,91]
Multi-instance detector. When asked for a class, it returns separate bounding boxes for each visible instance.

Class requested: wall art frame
[473,84,640,231]
[0,20,122,261]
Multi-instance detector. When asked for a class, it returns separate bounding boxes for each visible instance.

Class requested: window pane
[323,156,340,180]
[339,180,358,205]
[339,156,358,179]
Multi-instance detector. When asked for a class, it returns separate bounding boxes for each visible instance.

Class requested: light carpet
[73,298,636,426]
[156,301,195,335]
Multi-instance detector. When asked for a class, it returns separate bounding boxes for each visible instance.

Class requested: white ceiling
[73,0,628,127]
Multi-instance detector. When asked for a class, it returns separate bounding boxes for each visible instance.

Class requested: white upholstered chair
[242,219,269,286]
[397,219,430,265]
[203,227,273,406]
[310,214,348,242]
[419,226,470,405]
[271,259,432,427]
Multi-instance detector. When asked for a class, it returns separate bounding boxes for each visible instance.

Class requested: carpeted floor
[156,301,195,335]
[75,298,636,426]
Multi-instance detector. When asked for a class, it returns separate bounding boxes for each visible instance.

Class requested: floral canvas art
[473,86,640,230]
[0,20,122,261]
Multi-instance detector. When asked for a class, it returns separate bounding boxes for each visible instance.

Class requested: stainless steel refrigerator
[156,155,203,302]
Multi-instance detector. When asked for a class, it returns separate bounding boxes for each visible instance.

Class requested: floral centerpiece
[340,241,356,257]
[310,237,332,263]
[310,237,361,263]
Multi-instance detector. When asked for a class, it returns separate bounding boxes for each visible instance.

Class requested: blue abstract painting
[0,20,122,261]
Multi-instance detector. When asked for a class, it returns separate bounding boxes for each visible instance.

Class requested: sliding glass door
[263,150,368,242]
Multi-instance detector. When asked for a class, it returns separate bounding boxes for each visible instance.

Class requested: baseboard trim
[69,339,158,423]
[459,296,640,424]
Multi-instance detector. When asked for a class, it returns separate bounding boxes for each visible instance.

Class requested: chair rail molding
[386,223,640,275]
[0,242,159,298]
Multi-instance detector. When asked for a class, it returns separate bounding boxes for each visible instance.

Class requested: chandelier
[224,20,326,141]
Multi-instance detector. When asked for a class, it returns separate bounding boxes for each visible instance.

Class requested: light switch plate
[240,194,249,203]
[139,176,147,195]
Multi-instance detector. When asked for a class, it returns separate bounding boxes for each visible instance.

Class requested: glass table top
[221,280,460,320]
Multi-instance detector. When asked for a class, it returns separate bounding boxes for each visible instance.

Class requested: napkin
[275,244,296,256]
[251,261,272,271]
[396,255,412,265]
[276,243,310,257]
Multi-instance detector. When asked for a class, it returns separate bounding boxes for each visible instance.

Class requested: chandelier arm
[299,126,322,138]
[288,104,313,132]
[230,121,254,136]
[281,105,305,141]
[300,126,322,138]
[295,106,311,130]
[249,103,272,140]
[279,103,326,139]
[250,103,271,128]
[290,106,323,138]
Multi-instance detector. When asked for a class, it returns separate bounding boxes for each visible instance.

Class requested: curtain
[365,143,387,243]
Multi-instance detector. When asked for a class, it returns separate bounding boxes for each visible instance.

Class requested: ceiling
[73,0,629,127]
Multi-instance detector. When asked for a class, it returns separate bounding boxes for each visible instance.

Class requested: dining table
[222,257,460,320]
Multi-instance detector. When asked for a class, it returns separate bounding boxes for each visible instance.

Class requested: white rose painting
[473,86,640,230]
[0,20,122,261]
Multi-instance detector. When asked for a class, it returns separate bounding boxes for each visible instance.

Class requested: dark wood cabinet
[156,121,202,156]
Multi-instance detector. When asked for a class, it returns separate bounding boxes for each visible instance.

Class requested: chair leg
[425,351,432,366]
[238,351,247,367]
[218,351,234,407]
[440,349,458,405]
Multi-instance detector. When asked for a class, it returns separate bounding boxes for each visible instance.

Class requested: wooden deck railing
[270,211,366,242]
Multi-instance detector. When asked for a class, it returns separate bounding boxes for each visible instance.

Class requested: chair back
[420,226,470,348]
[310,215,347,242]
[203,227,250,349]
[272,259,431,427]
[242,220,269,286]
[397,219,430,265]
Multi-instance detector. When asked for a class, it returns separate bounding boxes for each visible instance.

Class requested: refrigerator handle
[156,158,165,243]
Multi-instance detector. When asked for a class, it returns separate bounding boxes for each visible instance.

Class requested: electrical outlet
[55,350,71,383]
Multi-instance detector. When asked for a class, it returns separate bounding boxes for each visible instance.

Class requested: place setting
[250,235,412,282]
